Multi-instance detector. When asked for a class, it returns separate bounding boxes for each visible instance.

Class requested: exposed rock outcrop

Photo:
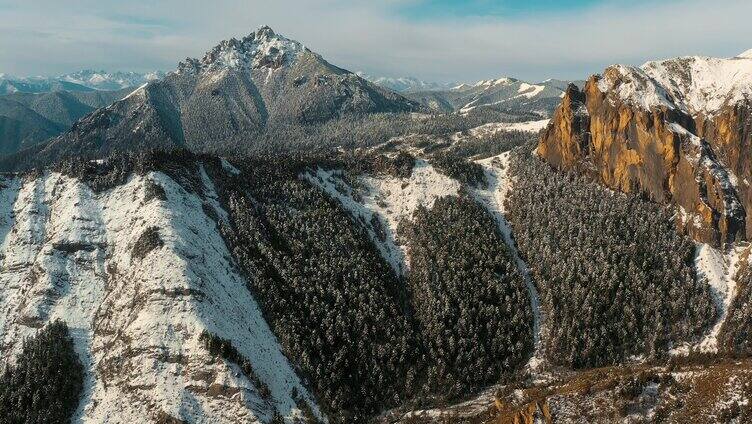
[0,166,320,423]
[539,52,752,246]
[494,399,552,424]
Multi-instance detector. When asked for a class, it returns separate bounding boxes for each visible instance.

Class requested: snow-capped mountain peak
[59,70,164,90]
[355,73,455,93]
[593,53,752,116]
[179,25,308,74]
[639,53,752,115]
[737,48,752,59]
[473,77,517,88]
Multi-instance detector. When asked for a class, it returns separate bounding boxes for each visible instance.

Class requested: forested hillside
[505,144,716,367]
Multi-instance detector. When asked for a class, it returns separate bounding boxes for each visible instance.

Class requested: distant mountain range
[0,70,164,94]
[356,73,456,93]
[402,77,582,117]
[360,73,582,118]
[2,26,418,167]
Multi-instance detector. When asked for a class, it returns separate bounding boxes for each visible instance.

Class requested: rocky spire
[177,25,307,74]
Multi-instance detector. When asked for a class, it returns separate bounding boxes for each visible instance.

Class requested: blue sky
[1,0,751,83]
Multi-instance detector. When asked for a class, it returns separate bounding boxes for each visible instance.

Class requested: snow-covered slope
[0,169,320,423]
[0,71,164,94]
[306,160,461,275]
[405,77,581,117]
[596,50,752,115]
[693,244,748,353]
[642,52,752,115]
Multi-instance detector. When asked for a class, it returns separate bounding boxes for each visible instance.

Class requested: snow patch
[466,120,550,137]
[473,152,545,371]
[0,171,321,423]
[517,82,545,98]
[689,244,747,353]
[305,160,460,275]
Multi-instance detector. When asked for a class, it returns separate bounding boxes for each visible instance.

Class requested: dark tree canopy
[505,145,716,368]
[0,320,84,424]
[401,194,533,396]
[720,264,752,355]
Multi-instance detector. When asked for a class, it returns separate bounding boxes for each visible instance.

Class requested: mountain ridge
[0,70,164,94]
[539,50,752,245]
[4,26,420,169]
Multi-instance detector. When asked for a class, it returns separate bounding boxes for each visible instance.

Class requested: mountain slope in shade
[539,50,752,245]
[20,26,418,167]
[0,89,130,154]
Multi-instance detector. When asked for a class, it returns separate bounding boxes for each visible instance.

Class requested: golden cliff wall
[696,102,752,238]
[538,78,746,246]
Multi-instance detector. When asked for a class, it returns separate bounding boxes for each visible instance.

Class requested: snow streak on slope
[464,119,550,138]
[472,152,545,370]
[693,244,749,353]
[305,160,460,275]
[0,170,320,423]
[305,168,406,275]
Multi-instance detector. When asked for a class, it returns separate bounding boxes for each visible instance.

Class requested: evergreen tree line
[399,194,534,398]
[719,263,752,355]
[444,129,534,160]
[202,156,534,420]
[0,320,84,424]
[504,144,717,368]
[429,153,488,188]
[204,158,419,422]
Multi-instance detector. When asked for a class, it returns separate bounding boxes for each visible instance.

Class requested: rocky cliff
[0,162,320,423]
[538,52,752,245]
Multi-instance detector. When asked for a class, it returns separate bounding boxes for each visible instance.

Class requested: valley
[1,21,752,424]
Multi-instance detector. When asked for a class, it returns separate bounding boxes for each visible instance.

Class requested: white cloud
[0,0,750,82]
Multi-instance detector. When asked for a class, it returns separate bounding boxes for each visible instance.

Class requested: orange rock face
[494,399,552,424]
[538,78,747,246]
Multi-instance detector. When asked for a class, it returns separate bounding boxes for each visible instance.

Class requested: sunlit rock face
[539,52,752,246]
